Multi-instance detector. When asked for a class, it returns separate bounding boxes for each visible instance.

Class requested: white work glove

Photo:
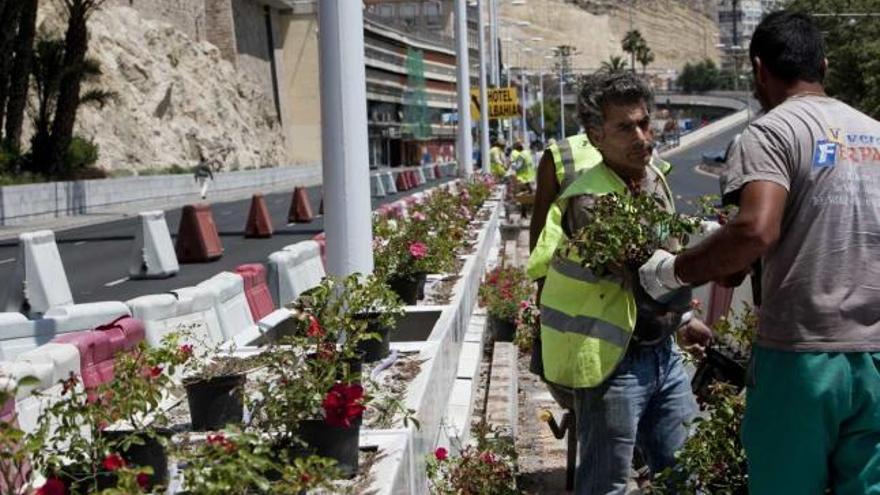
[700,220,722,235]
[638,249,687,301]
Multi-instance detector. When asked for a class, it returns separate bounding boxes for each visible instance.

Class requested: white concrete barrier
[1,343,79,433]
[267,240,326,306]
[423,165,436,180]
[126,293,217,349]
[370,175,386,197]
[197,272,255,341]
[381,172,398,195]
[129,211,179,279]
[170,287,226,346]
[1,230,73,316]
[42,301,131,334]
[415,168,427,185]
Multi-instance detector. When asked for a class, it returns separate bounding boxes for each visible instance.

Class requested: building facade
[717,0,763,72]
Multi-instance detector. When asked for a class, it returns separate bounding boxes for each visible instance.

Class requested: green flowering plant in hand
[561,193,700,273]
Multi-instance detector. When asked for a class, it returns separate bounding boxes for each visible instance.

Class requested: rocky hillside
[29,4,288,173]
[500,0,720,75]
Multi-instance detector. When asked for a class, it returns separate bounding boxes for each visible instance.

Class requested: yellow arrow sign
[470,87,521,120]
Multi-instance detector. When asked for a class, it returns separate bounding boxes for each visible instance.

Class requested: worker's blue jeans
[573,337,696,495]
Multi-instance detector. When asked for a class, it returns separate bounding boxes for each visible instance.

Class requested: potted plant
[479,266,531,342]
[176,430,340,494]
[31,340,189,493]
[427,423,518,495]
[513,299,540,354]
[373,215,436,304]
[343,273,405,363]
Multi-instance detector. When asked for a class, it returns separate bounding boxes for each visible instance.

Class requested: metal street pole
[317,1,373,276]
[454,0,473,177]
[520,67,527,144]
[506,62,513,144]
[477,0,490,173]
[490,0,498,86]
[539,65,545,145]
[559,68,566,139]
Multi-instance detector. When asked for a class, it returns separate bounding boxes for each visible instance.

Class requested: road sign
[470,87,520,120]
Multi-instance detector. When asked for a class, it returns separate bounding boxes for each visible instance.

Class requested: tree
[42,0,107,176]
[527,97,578,143]
[621,29,646,75]
[677,59,721,93]
[4,0,39,152]
[786,0,880,118]
[0,1,25,137]
[636,45,654,76]
[600,55,628,74]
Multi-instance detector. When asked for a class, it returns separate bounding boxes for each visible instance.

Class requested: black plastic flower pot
[101,428,172,491]
[184,373,246,431]
[354,315,392,363]
[490,315,517,342]
[417,274,428,300]
[388,273,425,305]
[297,417,362,478]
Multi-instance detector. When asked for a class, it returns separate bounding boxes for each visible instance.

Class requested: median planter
[184,373,246,431]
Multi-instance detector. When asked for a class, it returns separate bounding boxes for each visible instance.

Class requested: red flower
[136,472,150,489]
[102,453,126,471]
[36,478,66,495]
[519,300,530,310]
[322,383,366,428]
[178,344,194,361]
[300,473,312,485]
[307,315,324,338]
[408,241,428,260]
[479,450,496,465]
[434,447,448,461]
[207,433,237,453]
[149,366,163,378]
[317,341,336,361]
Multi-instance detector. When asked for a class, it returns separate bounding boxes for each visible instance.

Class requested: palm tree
[4,0,39,152]
[636,45,655,76]
[621,30,646,74]
[600,55,628,73]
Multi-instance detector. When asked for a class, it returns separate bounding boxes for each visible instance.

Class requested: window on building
[378,5,393,16]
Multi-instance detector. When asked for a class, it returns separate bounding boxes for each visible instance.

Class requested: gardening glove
[677,315,713,360]
[638,249,687,302]
[700,219,722,235]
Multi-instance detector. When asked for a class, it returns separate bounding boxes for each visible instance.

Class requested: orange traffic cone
[245,193,273,238]
[288,187,314,223]
[175,204,223,263]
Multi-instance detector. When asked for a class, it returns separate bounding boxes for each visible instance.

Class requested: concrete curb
[660,109,750,160]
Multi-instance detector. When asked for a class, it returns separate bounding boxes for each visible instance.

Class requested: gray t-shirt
[722,94,880,352]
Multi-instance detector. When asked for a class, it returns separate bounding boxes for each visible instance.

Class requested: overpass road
[0,124,747,308]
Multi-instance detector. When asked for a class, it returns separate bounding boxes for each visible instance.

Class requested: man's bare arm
[529,150,558,252]
[675,181,787,286]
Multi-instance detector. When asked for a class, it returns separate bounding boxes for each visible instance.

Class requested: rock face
[29,4,288,172]
[499,0,721,75]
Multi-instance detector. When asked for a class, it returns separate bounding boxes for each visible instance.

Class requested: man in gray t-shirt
[638,11,880,495]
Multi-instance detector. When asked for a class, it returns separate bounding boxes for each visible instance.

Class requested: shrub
[479,266,531,321]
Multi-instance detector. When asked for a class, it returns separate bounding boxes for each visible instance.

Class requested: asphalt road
[0,179,451,304]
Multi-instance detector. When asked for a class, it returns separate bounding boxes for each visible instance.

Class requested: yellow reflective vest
[526,137,671,281]
[489,146,506,178]
[540,161,676,388]
[512,149,536,183]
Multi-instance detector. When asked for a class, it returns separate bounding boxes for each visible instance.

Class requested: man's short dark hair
[750,11,825,84]
[577,71,653,132]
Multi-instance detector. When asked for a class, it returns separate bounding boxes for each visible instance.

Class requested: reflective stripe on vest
[539,161,674,389]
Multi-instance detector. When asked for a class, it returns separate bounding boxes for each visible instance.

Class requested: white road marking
[74,241,87,246]
[0,258,15,265]
[104,277,130,287]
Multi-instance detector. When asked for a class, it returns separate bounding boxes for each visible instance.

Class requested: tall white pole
[539,66,545,145]
[506,62,513,145]
[520,68,527,144]
[489,0,498,86]
[559,69,566,139]
[454,0,473,177]
[477,0,490,173]
[318,1,373,276]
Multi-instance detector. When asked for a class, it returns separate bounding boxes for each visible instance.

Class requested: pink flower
[412,211,426,222]
[519,300,530,310]
[434,447,448,461]
[409,242,428,260]
[479,450,497,465]
[102,453,126,472]
[179,344,194,361]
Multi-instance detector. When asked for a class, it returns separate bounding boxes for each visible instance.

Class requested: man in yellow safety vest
[540,72,712,493]
[489,138,508,179]
[510,140,536,185]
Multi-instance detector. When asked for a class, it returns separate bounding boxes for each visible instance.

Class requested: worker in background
[489,137,508,179]
[541,71,712,493]
[639,12,880,494]
[510,140,537,187]
[193,151,215,200]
